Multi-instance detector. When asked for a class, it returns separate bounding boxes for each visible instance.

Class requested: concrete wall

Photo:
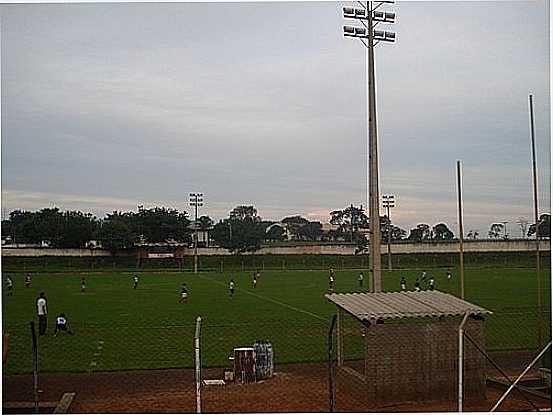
[1,239,550,257]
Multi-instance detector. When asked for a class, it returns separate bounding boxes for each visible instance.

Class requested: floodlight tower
[382,194,395,270]
[343,2,396,292]
[189,192,204,274]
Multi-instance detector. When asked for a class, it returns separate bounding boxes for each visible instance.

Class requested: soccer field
[3,266,551,374]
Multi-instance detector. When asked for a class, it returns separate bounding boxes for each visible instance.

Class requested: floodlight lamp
[355,27,366,36]
[343,7,354,16]
[373,30,385,39]
[384,31,396,41]
[373,11,385,20]
[354,8,366,17]
[343,25,356,34]
[384,12,395,22]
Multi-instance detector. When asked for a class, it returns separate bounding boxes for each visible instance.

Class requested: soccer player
[400,276,406,292]
[54,313,73,336]
[229,279,235,297]
[5,276,13,296]
[358,272,364,288]
[80,277,86,293]
[446,271,452,281]
[256,270,261,280]
[36,292,48,336]
[179,284,188,304]
[429,277,435,291]
[24,273,32,288]
[421,270,427,283]
[252,274,257,289]
[414,278,421,292]
[133,274,139,290]
[329,274,335,292]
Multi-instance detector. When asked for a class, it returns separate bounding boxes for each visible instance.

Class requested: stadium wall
[1,239,550,257]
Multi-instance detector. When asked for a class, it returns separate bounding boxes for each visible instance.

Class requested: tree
[265,224,286,241]
[132,207,191,243]
[488,223,504,239]
[230,205,259,221]
[432,223,454,240]
[297,221,323,241]
[58,211,98,248]
[97,216,136,253]
[212,206,266,253]
[380,215,406,242]
[407,224,431,242]
[330,205,369,242]
[281,216,309,240]
[528,214,551,239]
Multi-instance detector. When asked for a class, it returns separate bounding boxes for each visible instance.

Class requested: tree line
[1,205,549,254]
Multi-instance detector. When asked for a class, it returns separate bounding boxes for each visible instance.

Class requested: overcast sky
[1,1,550,236]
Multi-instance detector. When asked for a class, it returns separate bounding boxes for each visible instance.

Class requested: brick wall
[359,318,485,406]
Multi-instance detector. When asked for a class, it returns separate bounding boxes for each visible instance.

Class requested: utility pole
[382,194,395,270]
[189,192,204,274]
[456,160,465,299]
[529,94,542,348]
[343,1,395,292]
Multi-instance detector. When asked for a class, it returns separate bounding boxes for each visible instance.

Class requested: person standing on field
[24,273,32,288]
[229,279,235,297]
[429,277,435,291]
[133,274,139,290]
[5,276,13,296]
[400,276,406,292]
[358,272,364,288]
[80,277,86,292]
[414,278,421,292]
[252,274,257,289]
[446,271,452,281]
[37,292,48,335]
[179,284,188,304]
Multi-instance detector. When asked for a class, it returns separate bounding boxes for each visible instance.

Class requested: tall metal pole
[456,160,465,299]
[386,202,392,270]
[529,94,542,348]
[194,199,198,274]
[367,0,382,293]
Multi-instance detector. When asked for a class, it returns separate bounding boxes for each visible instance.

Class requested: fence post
[328,314,337,412]
[458,312,469,412]
[30,321,39,414]
[195,317,202,414]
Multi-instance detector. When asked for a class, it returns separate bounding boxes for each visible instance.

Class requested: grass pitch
[3,266,550,374]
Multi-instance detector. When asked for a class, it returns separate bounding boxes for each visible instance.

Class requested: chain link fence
[3,308,550,413]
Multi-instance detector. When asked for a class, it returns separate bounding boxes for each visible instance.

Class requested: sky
[1,1,550,237]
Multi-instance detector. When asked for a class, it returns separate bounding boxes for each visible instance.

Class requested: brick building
[326,291,491,408]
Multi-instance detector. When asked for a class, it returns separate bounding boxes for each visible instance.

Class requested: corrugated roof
[325,291,492,322]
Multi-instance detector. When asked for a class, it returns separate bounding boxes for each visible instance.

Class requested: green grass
[3,266,550,374]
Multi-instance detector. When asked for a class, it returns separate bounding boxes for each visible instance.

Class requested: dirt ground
[3,358,551,413]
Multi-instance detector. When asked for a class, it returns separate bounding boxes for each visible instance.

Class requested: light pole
[382,194,395,270]
[343,2,396,292]
[189,192,204,274]
[529,94,542,348]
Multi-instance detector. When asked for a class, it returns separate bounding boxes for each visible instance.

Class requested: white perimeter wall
[1,240,550,257]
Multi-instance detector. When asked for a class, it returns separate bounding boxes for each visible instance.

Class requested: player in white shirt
[36,292,48,335]
[229,280,235,297]
[429,277,435,291]
[358,272,364,288]
[179,284,188,304]
[81,277,86,292]
[5,277,13,296]
[54,313,73,336]
[133,275,139,290]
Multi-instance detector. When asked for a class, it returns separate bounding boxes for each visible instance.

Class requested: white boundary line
[198,274,326,322]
